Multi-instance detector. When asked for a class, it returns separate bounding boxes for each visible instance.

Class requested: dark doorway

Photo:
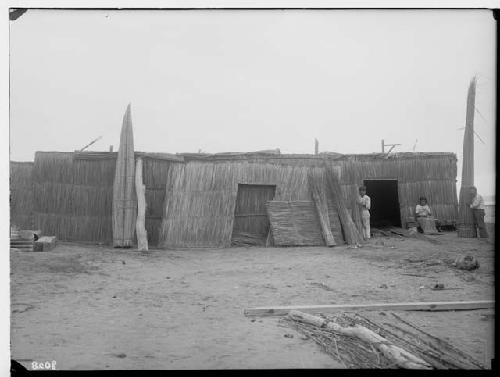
[231,184,276,246]
[363,179,401,228]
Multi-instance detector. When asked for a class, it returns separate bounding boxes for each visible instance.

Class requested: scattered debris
[283,333,294,338]
[379,284,388,289]
[480,313,494,321]
[12,303,35,314]
[453,255,479,271]
[286,310,432,369]
[431,283,445,290]
[400,273,428,277]
[310,282,335,291]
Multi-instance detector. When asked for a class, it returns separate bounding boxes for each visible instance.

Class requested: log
[244,300,494,317]
[288,310,432,369]
[135,158,148,251]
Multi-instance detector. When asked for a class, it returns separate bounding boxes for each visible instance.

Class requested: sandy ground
[10,229,494,370]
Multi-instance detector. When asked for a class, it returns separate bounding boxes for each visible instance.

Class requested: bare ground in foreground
[10,231,494,370]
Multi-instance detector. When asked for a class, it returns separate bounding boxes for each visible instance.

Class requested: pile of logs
[284,310,485,369]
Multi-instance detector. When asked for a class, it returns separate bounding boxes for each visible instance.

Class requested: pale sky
[9,9,496,196]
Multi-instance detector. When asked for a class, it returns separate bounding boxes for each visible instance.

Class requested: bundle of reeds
[350,188,364,238]
[283,311,484,369]
[457,77,477,237]
[324,162,364,245]
[308,169,336,246]
[112,104,137,247]
[135,158,148,251]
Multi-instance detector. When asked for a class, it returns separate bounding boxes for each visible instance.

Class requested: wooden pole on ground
[135,157,148,251]
[288,311,432,369]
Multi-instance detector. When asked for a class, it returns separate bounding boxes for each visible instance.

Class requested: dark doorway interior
[231,184,276,246]
[363,179,401,228]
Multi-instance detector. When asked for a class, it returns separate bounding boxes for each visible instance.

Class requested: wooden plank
[244,300,494,317]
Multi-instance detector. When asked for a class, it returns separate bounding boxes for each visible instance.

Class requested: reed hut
[13,150,458,248]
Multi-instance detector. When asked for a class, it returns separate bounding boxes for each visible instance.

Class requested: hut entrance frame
[231,184,276,245]
[363,179,402,228]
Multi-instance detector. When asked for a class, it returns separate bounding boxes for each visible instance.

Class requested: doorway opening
[231,184,276,246]
[363,179,401,228]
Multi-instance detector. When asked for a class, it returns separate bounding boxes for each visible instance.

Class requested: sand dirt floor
[10,230,495,370]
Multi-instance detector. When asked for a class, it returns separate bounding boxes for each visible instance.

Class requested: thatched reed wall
[33,152,116,243]
[159,153,458,248]
[26,151,457,247]
[31,151,180,244]
[159,161,339,248]
[10,161,34,229]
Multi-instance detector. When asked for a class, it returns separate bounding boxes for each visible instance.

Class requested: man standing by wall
[357,186,371,240]
[469,186,489,239]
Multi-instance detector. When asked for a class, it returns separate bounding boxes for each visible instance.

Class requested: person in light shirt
[357,186,371,239]
[415,197,441,232]
[469,186,488,238]
[415,197,432,218]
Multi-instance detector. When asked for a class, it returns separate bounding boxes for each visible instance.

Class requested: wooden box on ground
[10,239,34,252]
[34,236,57,252]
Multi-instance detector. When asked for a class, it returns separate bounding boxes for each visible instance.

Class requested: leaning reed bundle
[323,162,364,245]
[112,104,137,247]
[351,189,364,238]
[457,77,477,237]
[308,170,336,246]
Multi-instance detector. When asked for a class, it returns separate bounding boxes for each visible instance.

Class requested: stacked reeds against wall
[324,162,364,245]
[308,170,336,246]
[135,158,148,251]
[457,77,477,238]
[113,104,137,247]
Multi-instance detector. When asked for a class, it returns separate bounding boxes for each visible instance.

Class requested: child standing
[357,186,371,239]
